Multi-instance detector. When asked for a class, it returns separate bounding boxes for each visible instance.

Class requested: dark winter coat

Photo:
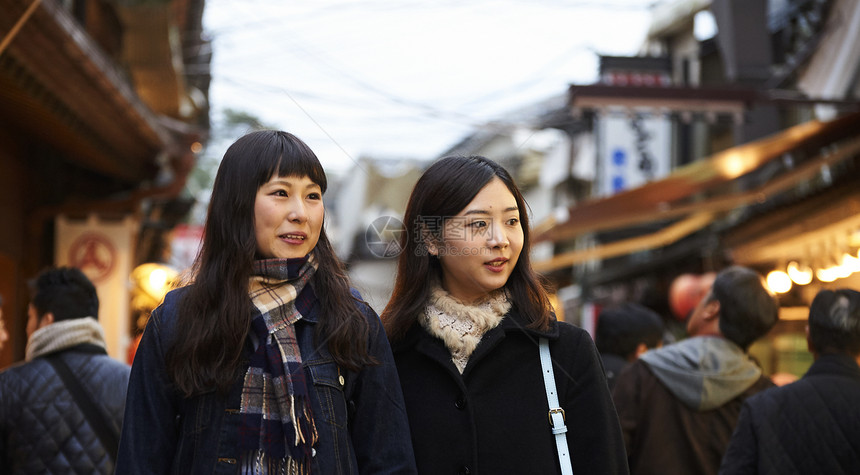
[600,352,630,390]
[116,287,416,475]
[0,345,131,474]
[612,337,774,475]
[391,306,629,475]
[719,353,860,475]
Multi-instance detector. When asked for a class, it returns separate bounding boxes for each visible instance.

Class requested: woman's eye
[506,218,519,226]
[273,190,288,197]
[468,221,487,228]
[307,192,322,200]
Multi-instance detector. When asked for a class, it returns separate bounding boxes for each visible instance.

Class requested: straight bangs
[261,132,328,193]
[419,157,497,236]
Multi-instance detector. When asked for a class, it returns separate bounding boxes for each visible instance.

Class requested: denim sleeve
[348,304,417,474]
[115,300,180,474]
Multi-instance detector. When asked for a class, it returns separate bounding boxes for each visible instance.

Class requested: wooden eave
[0,0,174,184]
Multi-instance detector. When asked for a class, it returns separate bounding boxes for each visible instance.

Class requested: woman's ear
[420,225,440,256]
[425,238,439,256]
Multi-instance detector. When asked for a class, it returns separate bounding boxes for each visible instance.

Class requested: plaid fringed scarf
[239,254,319,474]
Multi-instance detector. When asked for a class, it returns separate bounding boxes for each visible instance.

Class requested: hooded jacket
[612,336,773,475]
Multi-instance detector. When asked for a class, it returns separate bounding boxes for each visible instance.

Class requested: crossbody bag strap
[539,338,574,475]
[45,354,119,462]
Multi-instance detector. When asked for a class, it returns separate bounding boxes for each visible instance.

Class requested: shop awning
[532,110,860,273]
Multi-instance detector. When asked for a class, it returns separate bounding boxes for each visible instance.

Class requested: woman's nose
[487,222,509,248]
[287,198,308,223]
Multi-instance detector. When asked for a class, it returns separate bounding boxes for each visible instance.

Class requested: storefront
[534,110,860,379]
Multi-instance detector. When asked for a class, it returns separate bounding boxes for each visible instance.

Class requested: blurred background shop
[3,0,860,384]
[333,0,860,381]
[0,0,210,365]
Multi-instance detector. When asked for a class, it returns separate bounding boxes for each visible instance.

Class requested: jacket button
[454,397,466,409]
[459,466,471,475]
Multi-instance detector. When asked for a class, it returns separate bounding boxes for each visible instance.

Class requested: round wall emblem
[68,232,116,283]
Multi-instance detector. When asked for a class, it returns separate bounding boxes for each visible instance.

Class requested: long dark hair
[166,130,374,397]
[382,155,552,341]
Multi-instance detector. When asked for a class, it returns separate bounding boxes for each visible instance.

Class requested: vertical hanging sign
[598,110,671,197]
[55,214,138,361]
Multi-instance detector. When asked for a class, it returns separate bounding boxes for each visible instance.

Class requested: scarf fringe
[239,255,319,461]
[240,449,312,475]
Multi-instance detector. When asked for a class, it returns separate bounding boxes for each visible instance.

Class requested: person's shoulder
[614,357,657,388]
[547,320,600,359]
[148,286,188,327]
[74,352,131,386]
[90,351,132,371]
[0,358,36,377]
[554,319,589,336]
[349,288,380,321]
[0,358,50,388]
[553,320,594,345]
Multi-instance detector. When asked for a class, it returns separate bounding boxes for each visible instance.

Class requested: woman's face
[432,177,524,304]
[254,174,324,259]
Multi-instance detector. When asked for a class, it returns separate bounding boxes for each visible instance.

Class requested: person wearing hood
[612,266,779,475]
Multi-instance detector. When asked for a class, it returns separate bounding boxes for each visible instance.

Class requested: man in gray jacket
[720,288,860,474]
[0,267,130,474]
[612,266,779,475]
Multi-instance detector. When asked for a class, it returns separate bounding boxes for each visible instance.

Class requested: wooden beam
[533,212,714,273]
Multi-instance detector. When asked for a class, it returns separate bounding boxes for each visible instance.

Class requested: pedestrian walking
[612,266,778,475]
[116,130,416,474]
[0,266,130,474]
[382,155,628,474]
[595,302,664,389]
[720,288,860,475]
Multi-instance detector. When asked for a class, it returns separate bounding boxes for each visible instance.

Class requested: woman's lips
[484,258,508,272]
[279,232,306,245]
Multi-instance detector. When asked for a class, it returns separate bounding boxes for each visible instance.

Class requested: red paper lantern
[669,272,715,321]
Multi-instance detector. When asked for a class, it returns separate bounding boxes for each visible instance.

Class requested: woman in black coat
[382,155,628,474]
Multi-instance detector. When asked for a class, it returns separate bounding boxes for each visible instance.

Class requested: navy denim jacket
[116,288,417,474]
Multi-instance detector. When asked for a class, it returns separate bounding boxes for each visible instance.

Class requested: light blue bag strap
[539,337,574,475]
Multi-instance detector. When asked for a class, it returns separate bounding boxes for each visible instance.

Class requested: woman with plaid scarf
[116,131,416,474]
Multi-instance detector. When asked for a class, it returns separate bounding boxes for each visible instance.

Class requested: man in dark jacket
[612,266,779,475]
[720,288,860,475]
[595,302,664,389]
[0,267,130,474]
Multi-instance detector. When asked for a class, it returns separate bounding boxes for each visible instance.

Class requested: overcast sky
[203,0,658,175]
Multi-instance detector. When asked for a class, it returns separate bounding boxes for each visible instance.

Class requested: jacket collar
[392,305,559,351]
[805,353,860,380]
[392,305,560,377]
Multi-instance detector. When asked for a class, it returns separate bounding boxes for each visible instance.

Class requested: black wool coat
[720,353,860,475]
[391,306,629,475]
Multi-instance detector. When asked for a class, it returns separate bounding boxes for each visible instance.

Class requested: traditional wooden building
[0,0,210,366]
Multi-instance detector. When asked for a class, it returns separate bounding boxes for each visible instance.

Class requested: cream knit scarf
[25,317,107,362]
[421,285,511,373]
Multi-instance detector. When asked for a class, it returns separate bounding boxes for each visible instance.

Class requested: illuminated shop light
[766,270,792,294]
